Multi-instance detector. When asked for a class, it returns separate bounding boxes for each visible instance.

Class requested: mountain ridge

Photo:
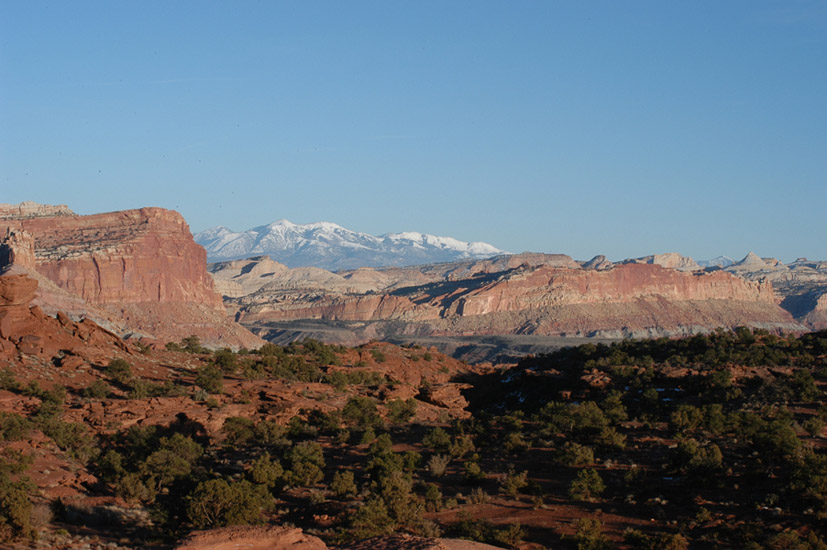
[195,219,507,270]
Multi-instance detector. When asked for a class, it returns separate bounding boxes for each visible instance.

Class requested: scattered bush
[186,479,271,528]
[569,468,605,501]
[386,398,417,423]
[82,380,111,399]
[572,518,609,550]
[427,454,450,477]
[331,470,358,498]
[105,359,132,384]
[195,364,223,394]
[499,468,528,497]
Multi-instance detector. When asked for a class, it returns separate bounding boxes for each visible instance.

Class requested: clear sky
[1,1,825,262]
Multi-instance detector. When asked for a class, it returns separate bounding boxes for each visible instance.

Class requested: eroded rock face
[3,207,222,307]
[175,525,328,550]
[225,258,802,341]
[724,254,827,330]
[0,204,260,348]
[0,272,39,340]
[0,268,128,358]
[0,228,36,271]
[0,200,74,219]
[174,528,508,550]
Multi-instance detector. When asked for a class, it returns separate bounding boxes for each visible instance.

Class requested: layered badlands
[216,254,804,342]
[0,204,260,348]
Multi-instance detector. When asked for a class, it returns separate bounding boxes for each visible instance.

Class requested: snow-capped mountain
[194,219,507,270]
[696,256,736,268]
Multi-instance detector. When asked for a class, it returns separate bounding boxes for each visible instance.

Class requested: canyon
[213,253,807,358]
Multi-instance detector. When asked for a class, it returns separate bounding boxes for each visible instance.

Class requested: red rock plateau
[0,203,260,348]
[215,254,804,344]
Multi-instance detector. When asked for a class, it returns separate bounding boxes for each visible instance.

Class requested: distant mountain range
[194,220,507,270]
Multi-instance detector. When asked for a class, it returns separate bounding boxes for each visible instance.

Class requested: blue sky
[2,1,825,262]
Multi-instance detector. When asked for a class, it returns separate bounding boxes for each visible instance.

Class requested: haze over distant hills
[194,220,506,270]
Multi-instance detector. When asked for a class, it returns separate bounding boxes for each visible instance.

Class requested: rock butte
[0,205,260,348]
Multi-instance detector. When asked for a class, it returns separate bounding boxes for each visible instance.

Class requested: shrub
[0,368,20,391]
[601,390,628,423]
[624,529,689,550]
[503,431,528,454]
[597,426,626,450]
[0,456,34,542]
[424,483,443,512]
[373,470,423,526]
[569,468,605,501]
[222,416,256,446]
[213,348,238,374]
[286,441,325,486]
[195,364,223,394]
[346,497,394,539]
[0,413,31,442]
[181,335,207,354]
[249,452,283,489]
[805,416,826,437]
[370,349,387,363]
[331,470,358,498]
[468,486,489,504]
[671,404,704,434]
[386,398,417,423]
[493,522,525,549]
[254,419,288,445]
[422,427,452,453]
[41,421,98,464]
[186,479,271,528]
[557,442,594,466]
[106,359,132,384]
[673,439,723,477]
[342,396,382,429]
[464,461,485,482]
[427,454,450,477]
[499,468,528,497]
[572,518,609,550]
[82,380,111,399]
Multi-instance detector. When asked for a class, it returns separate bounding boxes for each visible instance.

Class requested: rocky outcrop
[3,207,223,307]
[224,257,802,343]
[0,266,128,359]
[0,203,260,348]
[0,271,40,340]
[0,228,36,271]
[174,527,506,550]
[176,526,328,550]
[724,254,827,329]
[0,200,74,219]
[622,252,701,271]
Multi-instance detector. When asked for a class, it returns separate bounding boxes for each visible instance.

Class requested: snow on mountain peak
[195,220,507,270]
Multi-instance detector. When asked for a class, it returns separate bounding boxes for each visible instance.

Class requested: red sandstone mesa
[222,255,802,340]
[0,205,260,348]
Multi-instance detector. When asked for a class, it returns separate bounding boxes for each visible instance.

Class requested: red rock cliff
[233,261,800,338]
[3,207,223,308]
[1,205,260,349]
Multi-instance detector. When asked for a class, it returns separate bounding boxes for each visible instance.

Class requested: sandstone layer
[0,266,128,363]
[215,254,803,345]
[724,254,827,330]
[1,204,260,348]
[175,527,507,550]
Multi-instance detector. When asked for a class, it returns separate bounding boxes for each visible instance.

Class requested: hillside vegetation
[1,330,826,549]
